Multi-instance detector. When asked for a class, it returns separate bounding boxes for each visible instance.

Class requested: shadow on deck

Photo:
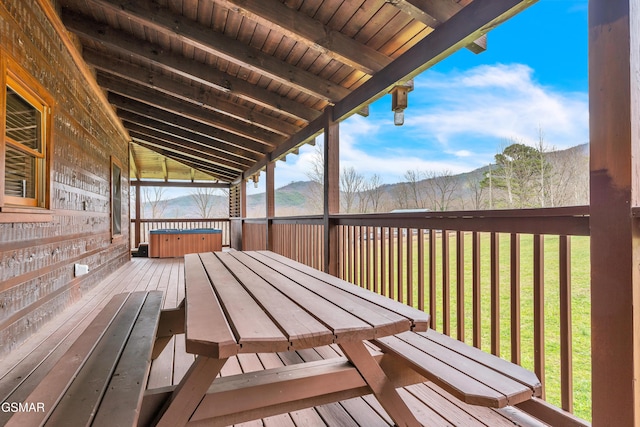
[0,258,553,426]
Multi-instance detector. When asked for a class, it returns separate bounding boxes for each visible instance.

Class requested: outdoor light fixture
[390,80,414,126]
[394,110,405,126]
[251,174,259,188]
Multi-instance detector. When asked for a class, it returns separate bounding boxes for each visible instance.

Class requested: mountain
[144,143,589,217]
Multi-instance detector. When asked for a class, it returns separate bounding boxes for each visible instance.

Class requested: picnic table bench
[4,291,163,427]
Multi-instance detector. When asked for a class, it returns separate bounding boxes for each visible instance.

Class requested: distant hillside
[144,143,589,217]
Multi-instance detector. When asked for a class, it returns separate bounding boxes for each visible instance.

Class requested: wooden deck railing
[241,206,591,419]
[130,218,231,249]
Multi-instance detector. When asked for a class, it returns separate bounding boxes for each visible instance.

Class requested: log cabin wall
[0,0,131,356]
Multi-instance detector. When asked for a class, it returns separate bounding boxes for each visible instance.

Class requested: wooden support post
[135,182,141,248]
[324,107,340,276]
[266,162,275,251]
[589,0,640,424]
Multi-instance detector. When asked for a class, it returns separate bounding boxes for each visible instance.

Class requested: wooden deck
[0,257,551,426]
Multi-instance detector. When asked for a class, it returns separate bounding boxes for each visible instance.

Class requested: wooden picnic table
[152,250,430,426]
[147,250,540,427]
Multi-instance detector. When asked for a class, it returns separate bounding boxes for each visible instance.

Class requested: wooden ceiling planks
[56,0,532,183]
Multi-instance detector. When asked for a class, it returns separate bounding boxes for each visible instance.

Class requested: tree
[143,186,168,218]
[465,173,485,210]
[340,166,365,213]
[481,140,551,208]
[404,169,427,209]
[190,187,218,218]
[426,170,459,211]
[304,142,324,213]
[363,174,385,213]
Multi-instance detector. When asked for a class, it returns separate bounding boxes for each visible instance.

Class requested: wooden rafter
[118,111,262,164]
[213,0,392,75]
[133,138,237,181]
[61,11,320,122]
[123,116,259,167]
[65,0,350,102]
[98,74,282,147]
[109,96,269,156]
[86,50,305,135]
[390,0,488,53]
[126,130,252,172]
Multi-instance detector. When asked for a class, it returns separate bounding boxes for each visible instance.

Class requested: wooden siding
[0,0,131,357]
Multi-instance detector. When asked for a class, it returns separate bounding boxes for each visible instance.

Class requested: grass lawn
[349,231,591,420]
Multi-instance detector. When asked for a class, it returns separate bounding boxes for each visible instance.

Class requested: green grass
[347,232,591,420]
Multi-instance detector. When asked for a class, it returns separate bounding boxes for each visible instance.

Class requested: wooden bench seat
[375,329,542,408]
[4,291,163,427]
[374,330,590,427]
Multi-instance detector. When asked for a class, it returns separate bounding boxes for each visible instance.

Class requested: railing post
[134,181,141,248]
[266,161,275,251]
[590,0,640,423]
[324,107,339,276]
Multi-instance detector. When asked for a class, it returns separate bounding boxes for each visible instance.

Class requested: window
[111,157,122,238]
[1,54,52,211]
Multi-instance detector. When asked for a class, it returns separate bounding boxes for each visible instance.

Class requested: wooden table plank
[210,253,334,350]
[217,252,374,342]
[255,251,430,331]
[237,252,412,338]
[184,254,237,359]
[199,253,289,353]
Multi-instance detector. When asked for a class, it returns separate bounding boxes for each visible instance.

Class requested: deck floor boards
[0,257,550,427]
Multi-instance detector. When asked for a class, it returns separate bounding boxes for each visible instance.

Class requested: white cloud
[262,63,588,190]
[407,64,589,150]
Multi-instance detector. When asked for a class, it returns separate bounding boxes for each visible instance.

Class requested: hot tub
[149,228,222,258]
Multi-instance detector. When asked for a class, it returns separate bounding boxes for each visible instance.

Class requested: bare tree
[465,174,485,210]
[427,170,459,211]
[363,174,385,213]
[392,182,410,209]
[533,128,554,207]
[546,145,589,206]
[304,142,324,213]
[143,186,168,218]
[340,166,365,213]
[404,169,426,208]
[190,187,218,218]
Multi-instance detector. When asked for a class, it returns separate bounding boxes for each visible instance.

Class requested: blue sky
[258,0,589,193]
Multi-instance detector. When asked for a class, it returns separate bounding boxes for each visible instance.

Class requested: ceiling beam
[118,111,261,163]
[214,0,391,75]
[108,95,268,156]
[130,179,230,188]
[129,144,141,180]
[66,0,350,102]
[97,73,282,147]
[85,49,304,135]
[127,126,248,172]
[131,138,238,181]
[162,158,169,181]
[60,10,321,123]
[390,0,488,53]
